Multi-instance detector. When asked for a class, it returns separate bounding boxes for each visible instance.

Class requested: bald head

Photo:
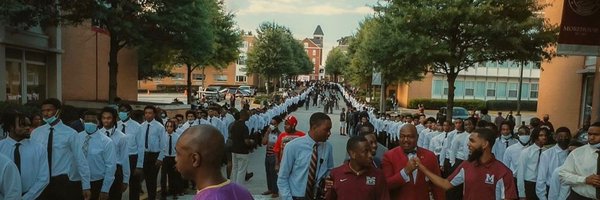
[400,124,418,138]
[399,124,418,152]
[180,125,224,168]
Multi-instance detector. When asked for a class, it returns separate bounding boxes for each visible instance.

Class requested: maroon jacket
[382,147,445,200]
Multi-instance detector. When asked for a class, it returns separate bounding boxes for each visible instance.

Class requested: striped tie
[83,135,92,157]
[306,143,319,199]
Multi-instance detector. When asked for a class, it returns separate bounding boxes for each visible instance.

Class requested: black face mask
[468,147,483,162]
[558,139,570,150]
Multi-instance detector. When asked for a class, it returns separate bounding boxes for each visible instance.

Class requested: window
[192,74,204,81]
[235,75,247,82]
[465,81,474,96]
[304,42,309,48]
[508,83,518,98]
[530,83,539,98]
[521,83,530,99]
[455,81,464,97]
[214,74,227,82]
[312,58,316,63]
[486,82,496,97]
[497,82,507,98]
[475,81,486,98]
[443,81,449,95]
[312,50,316,56]
[237,55,246,65]
[585,56,597,67]
[173,73,184,80]
[433,80,443,95]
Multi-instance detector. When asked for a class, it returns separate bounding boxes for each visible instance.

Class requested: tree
[246,22,310,94]
[1,0,212,103]
[325,47,349,83]
[347,17,428,110]
[379,0,558,120]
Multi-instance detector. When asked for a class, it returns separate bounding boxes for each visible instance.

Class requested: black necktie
[48,127,54,174]
[536,148,542,169]
[14,143,21,173]
[505,140,509,148]
[145,124,150,149]
[121,124,126,134]
[168,135,173,155]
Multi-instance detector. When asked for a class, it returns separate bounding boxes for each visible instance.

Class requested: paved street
[171,96,351,200]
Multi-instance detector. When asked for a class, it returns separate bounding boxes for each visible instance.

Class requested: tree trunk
[108,35,120,104]
[186,63,194,105]
[445,73,457,121]
[201,67,206,89]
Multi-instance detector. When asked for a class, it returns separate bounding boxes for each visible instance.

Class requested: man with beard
[535,127,571,200]
[382,124,444,200]
[326,136,389,200]
[415,128,518,200]
[559,122,600,200]
[0,111,49,199]
[517,128,549,200]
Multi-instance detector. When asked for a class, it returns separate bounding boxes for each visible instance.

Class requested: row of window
[158,74,247,83]
[433,80,539,99]
[478,61,540,69]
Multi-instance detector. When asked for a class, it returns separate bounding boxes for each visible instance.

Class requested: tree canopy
[246,22,312,93]
[376,0,558,119]
[325,47,350,83]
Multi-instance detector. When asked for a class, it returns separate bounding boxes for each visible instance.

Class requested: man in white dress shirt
[180,110,198,131]
[100,107,130,200]
[492,121,518,161]
[0,111,49,199]
[117,103,144,200]
[535,127,571,200]
[559,122,600,200]
[0,153,21,200]
[503,125,531,196]
[32,98,91,200]
[517,127,549,200]
[78,110,117,200]
[140,105,166,200]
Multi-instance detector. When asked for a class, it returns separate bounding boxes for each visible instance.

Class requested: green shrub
[408,99,486,110]
[408,99,537,111]
[253,95,270,104]
[486,100,537,111]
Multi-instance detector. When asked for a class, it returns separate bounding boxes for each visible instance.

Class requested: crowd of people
[1,80,600,200]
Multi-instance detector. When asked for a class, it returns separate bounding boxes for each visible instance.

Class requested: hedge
[253,95,270,104]
[408,98,537,111]
[408,99,486,110]
[486,100,537,111]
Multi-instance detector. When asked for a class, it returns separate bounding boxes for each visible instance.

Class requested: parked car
[436,106,470,121]
[200,85,225,102]
[238,85,256,96]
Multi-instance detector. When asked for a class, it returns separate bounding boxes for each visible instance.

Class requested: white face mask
[518,135,530,144]
[501,134,512,140]
[269,124,276,130]
[590,143,600,149]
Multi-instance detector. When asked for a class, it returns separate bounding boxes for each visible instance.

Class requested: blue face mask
[84,123,98,134]
[118,112,129,121]
[44,112,59,124]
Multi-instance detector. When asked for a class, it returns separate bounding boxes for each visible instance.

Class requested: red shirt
[325,163,390,200]
[273,131,305,159]
[382,147,445,200]
[448,157,517,200]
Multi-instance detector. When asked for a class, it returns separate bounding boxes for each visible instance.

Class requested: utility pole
[516,62,524,126]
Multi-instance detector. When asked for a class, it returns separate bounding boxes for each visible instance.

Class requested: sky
[223,0,379,65]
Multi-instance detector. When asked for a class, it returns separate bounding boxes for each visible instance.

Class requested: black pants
[90,179,104,200]
[442,158,452,178]
[161,157,182,197]
[129,155,142,200]
[524,181,540,200]
[109,165,124,200]
[567,190,595,200]
[144,152,161,200]
[39,175,82,200]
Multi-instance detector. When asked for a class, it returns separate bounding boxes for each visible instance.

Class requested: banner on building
[372,72,381,86]
[557,0,600,55]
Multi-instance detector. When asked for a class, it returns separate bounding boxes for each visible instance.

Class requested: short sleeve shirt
[448,157,517,200]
